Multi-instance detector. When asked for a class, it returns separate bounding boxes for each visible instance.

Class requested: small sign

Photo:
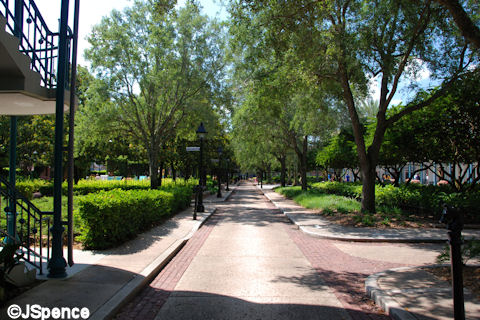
[186,147,200,152]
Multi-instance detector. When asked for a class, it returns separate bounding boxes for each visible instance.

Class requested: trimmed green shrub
[275,186,304,199]
[311,181,362,199]
[15,179,51,199]
[78,188,189,249]
[22,177,198,197]
[280,181,480,223]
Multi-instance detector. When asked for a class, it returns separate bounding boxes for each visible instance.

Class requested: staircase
[0,0,72,115]
[0,175,52,275]
[0,0,78,277]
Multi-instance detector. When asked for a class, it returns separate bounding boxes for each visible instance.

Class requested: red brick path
[284,223,405,320]
[115,187,407,319]
[114,215,220,320]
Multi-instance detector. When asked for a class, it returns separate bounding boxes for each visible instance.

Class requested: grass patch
[295,193,361,214]
[275,186,432,228]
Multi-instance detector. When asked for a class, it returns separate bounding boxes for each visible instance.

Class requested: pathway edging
[91,208,217,320]
[91,186,236,319]
[257,185,470,243]
[365,267,419,320]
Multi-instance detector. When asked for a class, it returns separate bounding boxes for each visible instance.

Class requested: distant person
[345,174,350,182]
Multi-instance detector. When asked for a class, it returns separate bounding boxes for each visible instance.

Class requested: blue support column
[434,164,438,185]
[47,0,70,278]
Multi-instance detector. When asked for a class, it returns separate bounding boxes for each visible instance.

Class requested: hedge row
[14,178,198,198]
[16,179,51,199]
[78,184,194,249]
[302,182,480,219]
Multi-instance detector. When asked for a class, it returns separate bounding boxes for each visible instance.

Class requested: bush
[15,179,51,199]
[275,186,304,199]
[67,179,150,195]
[311,181,362,199]
[78,185,193,249]
[18,177,198,197]
[284,181,480,223]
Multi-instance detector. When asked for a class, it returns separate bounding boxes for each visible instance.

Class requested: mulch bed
[316,209,441,229]
[424,266,480,301]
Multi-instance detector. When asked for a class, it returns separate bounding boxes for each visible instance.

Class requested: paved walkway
[1,188,234,320]
[260,184,480,242]
[2,182,479,320]
[116,183,353,319]
[258,183,480,320]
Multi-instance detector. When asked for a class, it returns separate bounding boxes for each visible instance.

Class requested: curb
[365,267,419,320]
[364,264,477,320]
[257,186,449,243]
[91,208,216,320]
[91,185,238,319]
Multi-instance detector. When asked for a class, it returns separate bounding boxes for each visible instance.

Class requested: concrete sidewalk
[1,187,235,320]
[151,183,351,320]
[259,184,480,242]
[257,183,480,320]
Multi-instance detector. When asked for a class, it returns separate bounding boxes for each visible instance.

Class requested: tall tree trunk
[361,164,377,213]
[300,135,308,190]
[435,0,480,49]
[293,135,308,191]
[171,162,176,181]
[149,151,159,189]
[293,164,299,186]
[279,156,286,187]
[159,161,164,187]
[338,59,385,212]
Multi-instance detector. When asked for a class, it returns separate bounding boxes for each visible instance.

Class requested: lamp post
[196,123,207,212]
[217,147,223,198]
[225,159,230,191]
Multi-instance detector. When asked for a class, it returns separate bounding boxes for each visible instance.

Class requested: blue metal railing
[0,0,72,90]
[0,175,52,275]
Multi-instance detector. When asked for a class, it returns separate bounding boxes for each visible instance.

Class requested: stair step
[0,29,33,77]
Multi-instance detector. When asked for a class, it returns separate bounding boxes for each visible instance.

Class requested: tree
[316,128,358,181]
[400,71,480,190]
[229,0,478,211]
[85,1,225,188]
[434,0,480,48]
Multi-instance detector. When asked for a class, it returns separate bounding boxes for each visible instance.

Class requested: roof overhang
[0,90,75,115]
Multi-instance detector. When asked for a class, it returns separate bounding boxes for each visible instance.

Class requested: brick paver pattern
[284,225,403,320]
[114,215,219,320]
[115,185,408,319]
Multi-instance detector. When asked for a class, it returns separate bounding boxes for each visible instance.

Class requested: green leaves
[78,179,197,249]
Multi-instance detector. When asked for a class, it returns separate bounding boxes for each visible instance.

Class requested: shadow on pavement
[1,264,141,319]
[94,215,180,256]
[116,288,388,320]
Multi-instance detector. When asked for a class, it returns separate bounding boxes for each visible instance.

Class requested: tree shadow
[0,264,142,317]
[116,288,388,320]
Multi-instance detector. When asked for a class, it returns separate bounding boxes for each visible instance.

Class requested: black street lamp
[217,147,223,198]
[225,159,230,191]
[196,123,207,212]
